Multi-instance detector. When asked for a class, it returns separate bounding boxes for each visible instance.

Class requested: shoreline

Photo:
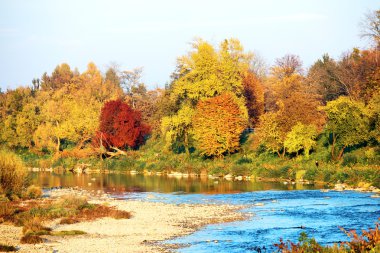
[1,188,247,253]
[30,168,380,195]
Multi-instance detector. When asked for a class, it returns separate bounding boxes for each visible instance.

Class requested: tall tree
[242,70,264,127]
[192,93,247,157]
[162,38,252,155]
[360,9,380,48]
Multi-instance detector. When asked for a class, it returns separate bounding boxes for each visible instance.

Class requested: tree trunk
[331,133,336,160]
[281,147,286,159]
[76,136,91,150]
[305,147,310,159]
[56,137,60,153]
[106,147,128,157]
[337,146,346,160]
[184,132,190,156]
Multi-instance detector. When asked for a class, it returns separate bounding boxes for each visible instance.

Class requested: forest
[0,10,379,187]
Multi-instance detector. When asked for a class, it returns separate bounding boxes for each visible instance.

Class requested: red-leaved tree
[96,100,150,150]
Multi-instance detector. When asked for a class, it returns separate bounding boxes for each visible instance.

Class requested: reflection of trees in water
[30,172,319,193]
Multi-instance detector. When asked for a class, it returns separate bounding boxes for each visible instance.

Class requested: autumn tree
[97,100,150,151]
[242,70,264,127]
[255,112,283,157]
[360,9,380,48]
[258,56,325,157]
[322,97,370,160]
[0,87,37,148]
[308,49,380,104]
[271,54,303,79]
[161,38,252,155]
[368,89,380,143]
[33,62,123,154]
[41,63,74,90]
[307,54,347,103]
[161,105,194,154]
[192,93,247,157]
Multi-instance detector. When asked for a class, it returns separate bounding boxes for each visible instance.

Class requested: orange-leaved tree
[96,100,150,151]
[192,93,247,157]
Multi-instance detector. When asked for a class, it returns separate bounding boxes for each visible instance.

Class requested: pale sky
[0,0,379,90]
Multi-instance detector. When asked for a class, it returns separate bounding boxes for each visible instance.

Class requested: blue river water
[116,190,380,253]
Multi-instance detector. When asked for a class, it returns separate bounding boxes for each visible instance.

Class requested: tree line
[0,10,379,163]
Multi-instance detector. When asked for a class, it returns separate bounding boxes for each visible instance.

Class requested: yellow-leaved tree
[162,38,254,155]
[284,123,318,158]
[192,93,247,157]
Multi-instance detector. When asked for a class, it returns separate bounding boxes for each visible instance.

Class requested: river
[31,172,380,252]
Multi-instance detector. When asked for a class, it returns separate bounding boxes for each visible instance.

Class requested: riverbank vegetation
[276,221,380,252]
[0,194,130,244]
[1,10,380,187]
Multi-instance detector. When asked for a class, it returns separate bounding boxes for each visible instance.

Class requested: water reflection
[30,172,324,194]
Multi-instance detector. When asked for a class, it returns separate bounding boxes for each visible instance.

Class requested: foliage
[192,93,247,157]
[275,221,380,253]
[24,185,43,199]
[242,70,264,127]
[284,123,318,158]
[96,100,150,150]
[255,112,284,157]
[322,97,370,160]
[368,89,380,143]
[0,149,28,197]
[171,38,251,102]
[161,105,194,154]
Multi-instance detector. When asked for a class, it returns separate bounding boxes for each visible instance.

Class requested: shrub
[0,201,15,222]
[0,149,28,197]
[20,234,44,244]
[25,185,43,199]
[0,244,17,252]
[304,167,318,181]
[342,153,358,167]
[276,221,380,252]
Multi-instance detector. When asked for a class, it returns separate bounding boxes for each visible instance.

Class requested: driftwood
[106,147,128,157]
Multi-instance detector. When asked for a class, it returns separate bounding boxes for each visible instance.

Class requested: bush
[342,153,358,167]
[24,185,43,199]
[0,149,28,197]
[276,221,380,252]
[304,167,319,181]
[0,244,17,252]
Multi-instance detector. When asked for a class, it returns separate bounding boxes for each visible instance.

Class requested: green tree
[322,96,370,160]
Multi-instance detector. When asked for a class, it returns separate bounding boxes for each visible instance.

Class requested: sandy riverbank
[0,189,246,253]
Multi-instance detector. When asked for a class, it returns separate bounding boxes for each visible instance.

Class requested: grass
[51,230,87,236]
[0,195,131,244]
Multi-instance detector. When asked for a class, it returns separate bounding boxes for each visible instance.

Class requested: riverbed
[30,172,380,252]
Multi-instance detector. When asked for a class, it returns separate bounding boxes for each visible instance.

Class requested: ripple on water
[147,190,380,253]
